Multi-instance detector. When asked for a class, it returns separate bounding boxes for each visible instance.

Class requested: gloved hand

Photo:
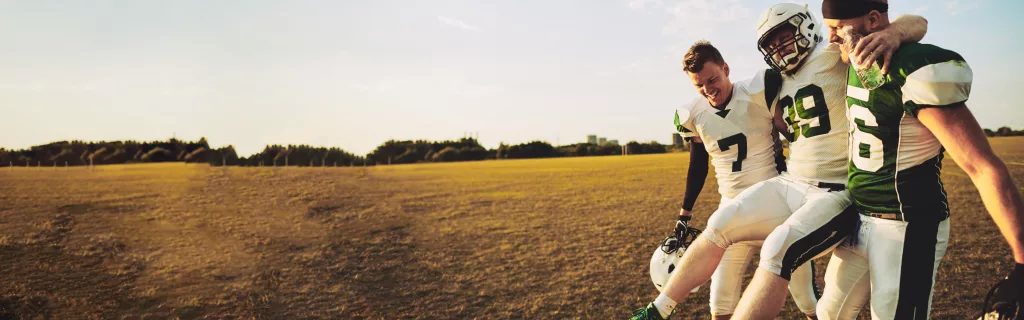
[674,215,692,240]
[985,263,1024,320]
[670,215,701,250]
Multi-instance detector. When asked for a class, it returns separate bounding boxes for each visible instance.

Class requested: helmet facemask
[758,14,815,75]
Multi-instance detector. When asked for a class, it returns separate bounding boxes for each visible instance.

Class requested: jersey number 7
[719,134,747,172]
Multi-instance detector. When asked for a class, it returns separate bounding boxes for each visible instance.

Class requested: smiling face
[682,40,733,107]
[686,61,732,108]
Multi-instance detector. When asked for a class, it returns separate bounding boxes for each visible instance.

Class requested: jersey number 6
[850,104,884,172]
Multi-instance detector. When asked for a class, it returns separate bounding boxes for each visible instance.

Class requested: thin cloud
[351,81,403,94]
[944,0,980,16]
[914,5,929,14]
[450,83,504,97]
[593,54,679,79]
[628,0,664,11]
[437,16,481,33]
[626,0,753,37]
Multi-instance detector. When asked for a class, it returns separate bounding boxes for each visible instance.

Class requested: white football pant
[816,215,950,320]
[707,195,822,316]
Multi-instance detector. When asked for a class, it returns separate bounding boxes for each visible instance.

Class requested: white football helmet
[755,3,823,74]
[650,232,701,293]
[979,277,1022,320]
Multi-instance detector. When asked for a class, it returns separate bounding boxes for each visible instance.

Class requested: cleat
[630,302,671,320]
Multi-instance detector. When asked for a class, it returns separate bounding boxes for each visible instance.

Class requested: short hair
[683,40,725,73]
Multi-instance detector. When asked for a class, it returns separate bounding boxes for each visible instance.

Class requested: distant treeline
[7,125,1021,167]
[497,141,668,159]
[0,138,217,167]
[366,138,490,165]
[235,145,365,167]
[0,138,367,167]
[0,136,675,167]
[985,127,1024,137]
[366,138,671,164]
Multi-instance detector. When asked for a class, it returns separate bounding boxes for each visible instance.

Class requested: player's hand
[854,28,901,75]
[674,214,692,240]
[989,263,1024,319]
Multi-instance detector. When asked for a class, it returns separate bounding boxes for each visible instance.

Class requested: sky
[1,0,1021,156]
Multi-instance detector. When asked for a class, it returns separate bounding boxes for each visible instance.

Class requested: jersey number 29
[780,84,831,141]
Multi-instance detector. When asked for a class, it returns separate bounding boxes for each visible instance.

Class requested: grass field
[1,137,1023,319]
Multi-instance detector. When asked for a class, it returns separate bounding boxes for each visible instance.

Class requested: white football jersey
[778,43,850,184]
[676,70,780,199]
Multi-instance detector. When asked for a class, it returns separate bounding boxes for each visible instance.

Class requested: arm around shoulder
[891,14,928,43]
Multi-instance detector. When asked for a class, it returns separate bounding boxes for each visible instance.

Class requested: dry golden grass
[0,137,1022,319]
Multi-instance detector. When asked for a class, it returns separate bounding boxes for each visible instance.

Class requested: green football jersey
[846,43,973,222]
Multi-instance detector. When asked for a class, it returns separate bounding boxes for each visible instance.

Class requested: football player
[668,40,819,320]
[808,0,1024,319]
[629,3,929,320]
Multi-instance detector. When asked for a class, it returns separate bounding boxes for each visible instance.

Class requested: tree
[103,147,133,163]
[503,141,557,159]
[596,144,621,156]
[495,143,508,159]
[626,141,642,155]
[432,147,462,162]
[394,147,421,164]
[141,148,173,162]
[184,147,208,163]
[642,141,666,154]
[274,148,291,166]
[89,148,108,164]
[459,146,487,161]
[997,126,1013,136]
[367,138,486,163]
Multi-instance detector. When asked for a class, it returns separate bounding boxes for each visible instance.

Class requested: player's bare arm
[917,104,1024,264]
[852,14,928,74]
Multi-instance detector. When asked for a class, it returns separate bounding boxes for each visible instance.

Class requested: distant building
[587,135,598,144]
[607,140,619,145]
[672,133,684,146]
[598,137,607,145]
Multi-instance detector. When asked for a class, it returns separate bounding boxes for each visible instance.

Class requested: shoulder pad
[735,73,760,97]
[891,44,967,79]
[676,97,703,122]
[675,98,704,133]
